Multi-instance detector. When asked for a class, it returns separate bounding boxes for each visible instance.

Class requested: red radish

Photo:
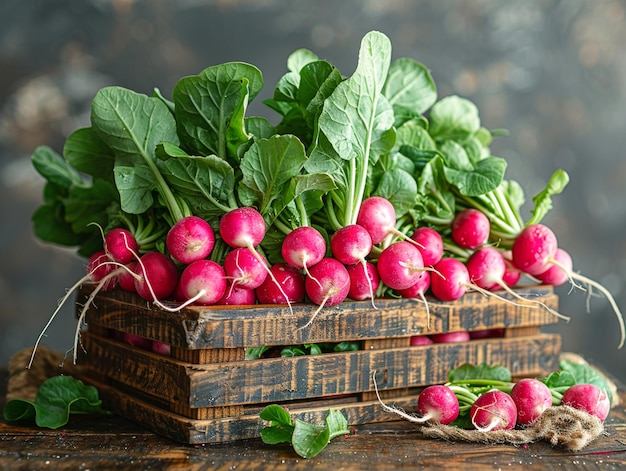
[511,224,558,276]
[409,335,433,346]
[430,257,470,301]
[123,332,152,350]
[217,284,257,305]
[166,215,215,264]
[346,261,380,301]
[561,384,611,422]
[411,226,444,266]
[451,208,490,250]
[429,331,470,343]
[510,378,553,426]
[535,248,572,287]
[87,250,117,291]
[330,224,373,265]
[133,251,179,301]
[376,241,425,290]
[179,259,227,305]
[117,261,138,292]
[104,227,139,264]
[397,271,432,330]
[219,207,293,312]
[302,258,350,328]
[223,247,268,290]
[356,196,397,245]
[281,226,326,277]
[255,263,305,304]
[417,385,460,424]
[151,340,171,356]
[501,250,521,287]
[470,390,517,431]
[469,328,504,339]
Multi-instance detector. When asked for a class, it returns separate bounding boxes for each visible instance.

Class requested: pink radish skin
[219,207,266,248]
[465,246,507,291]
[411,227,444,266]
[179,259,227,305]
[397,271,431,298]
[305,258,351,307]
[281,226,327,272]
[133,252,178,301]
[470,390,517,431]
[117,262,138,292]
[429,331,470,343]
[330,224,373,265]
[417,385,460,425]
[410,335,434,346]
[469,328,504,340]
[430,258,470,301]
[223,247,268,289]
[536,248,573,286]
[561,384,611,422]
[256,263,305,304]
[346,261,380,301]
[501,250,521,287]
[511,224,558,276]
[451,209,490,250]
[166,215,215,264]
[151,340,171,356]
[123,333,152,350]
[87,250,117,291]
[510,378,553,426]
[356,196,397,245]
[104,228,139,264]
[217,284,257,305]
[377,241,425,291]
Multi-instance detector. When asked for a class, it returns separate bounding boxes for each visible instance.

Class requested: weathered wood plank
[79,286,560,349]
[82,331,561,410]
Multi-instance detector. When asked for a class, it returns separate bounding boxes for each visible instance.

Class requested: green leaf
[374,168,418,218]
[63,127,115,184]
[383,57,437,123]
[259,404,295,445]
[429,95,481,142]
[526,169,570,226]
[448,362,512,383]
[3,376,108,429]
[559,359,613,405]
[292,419,331,459]
[325,409,349,438]
[31,146,85,189]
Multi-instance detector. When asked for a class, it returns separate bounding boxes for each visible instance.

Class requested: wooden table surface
[2,369,626,471]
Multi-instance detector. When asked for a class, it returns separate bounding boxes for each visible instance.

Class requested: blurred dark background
[1,0,625,381]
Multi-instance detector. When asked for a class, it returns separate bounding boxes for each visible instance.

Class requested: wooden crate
[77,286,562,444]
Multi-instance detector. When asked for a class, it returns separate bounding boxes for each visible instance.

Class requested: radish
[451,208,490,250]
[166,215,215,264]
[219,207,293,312]
[410,226,444,266]
[510,378,553,426]
[117,261,138,292]
[281,225,326,280]
[223,247,268,290]
[535,248,573,287]
[501,250,521,287]
[561,383,610,423]
[376,241,425,291]
[123,332,152,350]
[513,224,625,348]
[87,250,117,292]
[430,257,470,301]
[151,340,171,356]
[104,227,139,264]
[346,261,380,301]
[429,331,470,343]
[470,390,517,431]
[133,251,179,301]
[356,196,423,249]
[255,263,305,304]
[469,328,504,339]
[302,257,350,328]
[330,224,373,265]
[397,271,432,329]
[217,284,257,305]
[372,372,458,425]
[409,335,433,346]
[179,259,227,305]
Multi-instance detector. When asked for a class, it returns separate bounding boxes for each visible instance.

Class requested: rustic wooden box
[77,286,562,444]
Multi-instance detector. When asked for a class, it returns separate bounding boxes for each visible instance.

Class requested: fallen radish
[166,215,215,264]
[451,208,490,250]
[561,383,610,423]
[469,389,517,431]
[510,378,553,426]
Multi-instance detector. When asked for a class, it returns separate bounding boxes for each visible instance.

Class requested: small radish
[429,331,470,343]
[104,227,139,264]
[133,251,179,301]
[151,340,171,356]
[179,259,227,305]
[430,257,470,301]
[117,261,138,292]
[356,196,397,245]
[469,328,504,339]
[281,226,327,278]
[451,208,490,250]
[346,261,380,301]
[217,284,257,305]
[511,224,558,276]
[510,378,553,426]
[409,335,433,346]
[302,258,350,328]
[223,247,268,290]
[123,332,153,350]
[470,390,517,431]
[561,383,611,423]
[330,224,373,265]
[87,250,117,292]
[220,207,293,312]
[166,215,215,264]
[376,241,425,291]
[255,263,305,304]
[535,248,573,287]
[501,250,521,287]
[410,226,444,266]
